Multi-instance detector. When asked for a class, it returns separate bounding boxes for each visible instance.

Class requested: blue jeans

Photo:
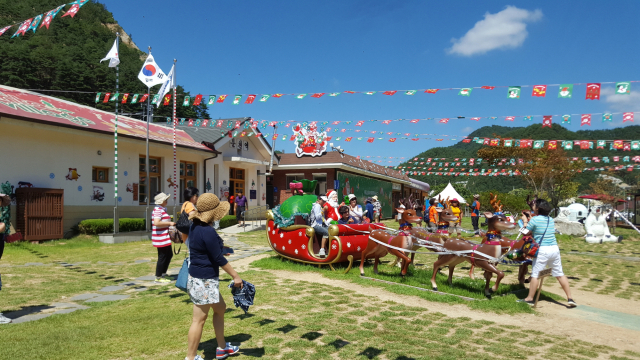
[313,226,329,237]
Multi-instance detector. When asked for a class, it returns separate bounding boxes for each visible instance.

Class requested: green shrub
[78,218,146,234]
[219,215,237,229]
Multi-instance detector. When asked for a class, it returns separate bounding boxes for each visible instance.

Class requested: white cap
[319,196,328,201]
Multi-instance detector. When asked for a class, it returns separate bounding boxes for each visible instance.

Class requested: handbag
[522,217,549,258]
[175,224,192,292]
[176,210,192,234]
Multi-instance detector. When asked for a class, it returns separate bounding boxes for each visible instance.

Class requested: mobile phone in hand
[518,219,524,228]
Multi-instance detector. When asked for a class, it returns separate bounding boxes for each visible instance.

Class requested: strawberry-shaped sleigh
[266,179,383,272]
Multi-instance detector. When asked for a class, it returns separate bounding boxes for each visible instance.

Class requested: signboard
[392,183,402,191]
[293,123,327,157]
[337,171,392,219]
[0,87,207,150]
[250,190,257,200]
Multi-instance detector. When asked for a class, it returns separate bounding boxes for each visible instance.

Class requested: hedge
[219,215,238,229]
[78,218,146,235]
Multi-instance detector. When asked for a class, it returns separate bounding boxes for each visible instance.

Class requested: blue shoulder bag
[175,224,193,292]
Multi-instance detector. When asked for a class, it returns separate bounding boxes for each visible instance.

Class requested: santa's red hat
[326,189,337,199]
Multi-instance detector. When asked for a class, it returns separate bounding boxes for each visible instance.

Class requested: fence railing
[242,205,269,231]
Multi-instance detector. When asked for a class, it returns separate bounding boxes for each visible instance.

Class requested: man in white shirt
[308,195,332,258]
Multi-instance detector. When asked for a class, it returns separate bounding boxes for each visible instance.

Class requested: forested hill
[404,123,640,193]
[0,0,208,120]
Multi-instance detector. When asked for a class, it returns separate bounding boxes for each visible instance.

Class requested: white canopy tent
[432,182,467,203]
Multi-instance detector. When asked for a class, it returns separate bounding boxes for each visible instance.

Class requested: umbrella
[578,194,626,203]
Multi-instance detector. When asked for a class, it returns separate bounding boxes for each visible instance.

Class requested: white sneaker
[0,313,12,324]
[318,248,326,258]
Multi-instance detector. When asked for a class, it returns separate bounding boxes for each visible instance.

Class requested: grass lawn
[0,268,630,360]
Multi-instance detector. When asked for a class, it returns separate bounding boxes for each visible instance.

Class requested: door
[266,176,274,209]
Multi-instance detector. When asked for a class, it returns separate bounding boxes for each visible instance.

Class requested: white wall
[0,117,218,209]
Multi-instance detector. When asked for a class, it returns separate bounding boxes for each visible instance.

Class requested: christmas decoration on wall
[65,168,81,181]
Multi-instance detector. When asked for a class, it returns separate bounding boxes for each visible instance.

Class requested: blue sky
[106,1,640,165]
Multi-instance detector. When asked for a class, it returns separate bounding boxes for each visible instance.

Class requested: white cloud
[601,87,640,112]
[447,6,542,56]
[461,126,473,134]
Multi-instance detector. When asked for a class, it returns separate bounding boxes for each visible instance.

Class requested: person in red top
[228,195,235,215]
[152,192,175,283]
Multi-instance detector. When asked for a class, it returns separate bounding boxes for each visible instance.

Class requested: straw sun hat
[190,193,230,224]
[154,192,170,205]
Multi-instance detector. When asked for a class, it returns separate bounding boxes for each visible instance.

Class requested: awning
[408,178,430,192]
[223,156,269,166]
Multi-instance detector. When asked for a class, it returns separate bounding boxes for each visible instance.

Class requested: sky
[105,1,640,165]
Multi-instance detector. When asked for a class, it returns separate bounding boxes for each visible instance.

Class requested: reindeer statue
[429,193,517,296]
[359,201,422,277]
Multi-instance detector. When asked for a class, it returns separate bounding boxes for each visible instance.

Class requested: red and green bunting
[2,2,85,39]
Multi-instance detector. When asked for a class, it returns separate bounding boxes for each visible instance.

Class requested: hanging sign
[293,122,328,157]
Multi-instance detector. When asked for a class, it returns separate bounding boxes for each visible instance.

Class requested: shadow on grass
[301,331,323,341]
[359,347,384,359]
[200,334,260,358]
[255,318,275,326]
[276,324,297,334]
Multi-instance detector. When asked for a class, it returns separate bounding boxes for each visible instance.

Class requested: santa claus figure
[323,190,341,222]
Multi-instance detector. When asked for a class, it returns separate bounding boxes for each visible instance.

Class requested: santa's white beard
[328,199,339,209]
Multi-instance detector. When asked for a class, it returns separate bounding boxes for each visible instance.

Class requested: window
[285,174,305,189]
[180,161,197,203]
[139,155,161,205]
[92,167,110,183]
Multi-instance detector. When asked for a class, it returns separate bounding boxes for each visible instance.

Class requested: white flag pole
[113,33,120,234]
[145,46,151,231]
[173,59,177,220]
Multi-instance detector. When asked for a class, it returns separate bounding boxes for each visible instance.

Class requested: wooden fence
[16,188,64,241]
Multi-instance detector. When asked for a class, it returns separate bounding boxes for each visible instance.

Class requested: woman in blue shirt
[519,199,577,308]
[185,193,243,360]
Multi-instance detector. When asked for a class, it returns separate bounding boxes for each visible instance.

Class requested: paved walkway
[1,237,271,324]
[218,221,267,234]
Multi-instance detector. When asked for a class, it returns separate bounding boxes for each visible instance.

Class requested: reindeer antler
[489,192,501,213]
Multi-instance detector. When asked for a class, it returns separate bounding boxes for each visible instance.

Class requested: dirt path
[230,254,640,353]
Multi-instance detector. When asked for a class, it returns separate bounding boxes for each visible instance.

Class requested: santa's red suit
[323,190,340,222]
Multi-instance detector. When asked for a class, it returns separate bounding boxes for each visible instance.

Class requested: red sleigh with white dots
[265,213,385,273]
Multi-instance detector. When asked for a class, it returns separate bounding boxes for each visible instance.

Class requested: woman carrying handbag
[518,199,577,308]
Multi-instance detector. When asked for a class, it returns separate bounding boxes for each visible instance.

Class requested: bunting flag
[61,0,89,18]
[616,82,631,94]
[273,94,284,98]
[586,83,601,100]
[131,94,140,104]
[233,95,242,105]
[110,93,119,102]
[532,85,547,97]
[507,86,521,99]
[139,94,149,102]
[0,26,11,37]
[542,115,552,128]
[614,140,624,150]
[425,89,439,94]
[562,114,571,124]
[389,138,397,142]
[260,94,270,102]
[581,114,591,126]
[163,94,171,105]
[439,118,449,124]
[558,84,573,98]
[208,95,216,104]
[597,140,606,149]
[548,140,557,150]
[193,94,203,106]
[624,112,634,123]
[102,93,110,103]
[217,95,227,103]
[245,94,256,104]
[180,96,190,106]
[367,137,375,143]
[26,14,43,33]
[405,90,417,95]
[534,140,544,149]
[459,88,472,96]
[121,93,129,103]
[365,91,377,95]
[603,113,613,122]
[11,18,33,38]
[151,94,160,104]
[311,93,325,98]
[327,92,338,96]
[345,137,353,142]
[481,86,495,90]
[296,94,307,99]
[505,116,515,121]
[40,5,65,29]
[471,117,480,121]
[95,92,101,103]
[524,116,533,121]
[383,90,397,96]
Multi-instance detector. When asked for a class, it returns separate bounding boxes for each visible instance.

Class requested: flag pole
[113,32,120,234]
[172,59,177,220]
[145,46,151,232]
